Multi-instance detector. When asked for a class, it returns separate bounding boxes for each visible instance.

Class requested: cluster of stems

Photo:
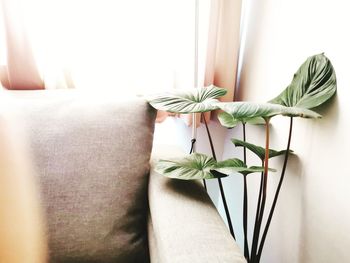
[244,117,293,263]
[200,114,294,263]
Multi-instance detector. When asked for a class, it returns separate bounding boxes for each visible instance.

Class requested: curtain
[0,0,242,121]
[0,0,202,92]
[195,0,242,126]
[159,0,243,126]
[0,0,44,89]
[205,0,242,103]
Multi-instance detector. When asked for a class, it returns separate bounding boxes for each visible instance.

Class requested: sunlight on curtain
[0,3,5,66]
[1,0,211,94]
[0,3,8,87]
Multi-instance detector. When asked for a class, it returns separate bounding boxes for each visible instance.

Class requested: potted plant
[147,53,337,263]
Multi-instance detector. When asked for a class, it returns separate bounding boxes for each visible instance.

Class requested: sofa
[1,90,245,263]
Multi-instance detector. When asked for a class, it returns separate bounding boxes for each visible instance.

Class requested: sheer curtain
[0,0,242,126]
[0,0,212,94]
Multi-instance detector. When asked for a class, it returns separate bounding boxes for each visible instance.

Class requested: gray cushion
[12,91,156,262]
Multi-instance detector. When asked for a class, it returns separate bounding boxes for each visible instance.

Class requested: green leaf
[246,117,266,125]
[218,111,265,128]
[147,85,227,113]
[217,101,321,120]
[218,111,240,128]
[217,102,286,122]
[155,153,226,180]
[270,53,337,109]
[231,139,293,161]
[213,158,276,176]
[280,106,321,118]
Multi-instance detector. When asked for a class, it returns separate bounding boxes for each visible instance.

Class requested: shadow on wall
[263,152,302,263]
[218,116,303,262]
[312,95,339,126]
[298,95,340,263]
[235,0,268,102]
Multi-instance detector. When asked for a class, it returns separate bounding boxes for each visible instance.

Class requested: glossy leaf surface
[217,102,321,121]
[147,85,227,113]
[155,153,226,180]
[270,53,337,109]
[218,111,266,128]
[214,158,275,176]
[232,139,292,161]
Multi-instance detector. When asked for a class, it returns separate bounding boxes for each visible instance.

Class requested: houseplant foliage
[148,86,227,113]
[147,53,337,263]
[149,84,237,237]
[155,153,226,180]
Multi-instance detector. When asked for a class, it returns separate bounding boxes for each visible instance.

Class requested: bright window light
[6,0,210,94]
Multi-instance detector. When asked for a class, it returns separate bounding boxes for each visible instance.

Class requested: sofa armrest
[148,145,246,263]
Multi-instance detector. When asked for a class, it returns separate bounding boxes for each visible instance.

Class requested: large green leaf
[218,112,264,128]
[270,53,337,109]
[155,153,226,180]
[217,102,285,122]
[231,139,292,161]
[147,85,227,113]
[217,101,321,121]
[217,111,241,128]
[213,158,276,176]
[280,106,321,118]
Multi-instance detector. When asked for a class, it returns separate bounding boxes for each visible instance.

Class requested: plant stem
[251,167,264,261]
[202,113,235,239]
[218,178,235,238]
[189,138,197,154]
[243,123,247,163]
[242,123,250,261]
[202,178,207,190]
[250,118,270,263]
[243,174,249,261]
[256,117,293,262]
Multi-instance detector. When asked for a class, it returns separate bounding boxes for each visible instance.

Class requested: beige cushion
[11,91,156,262]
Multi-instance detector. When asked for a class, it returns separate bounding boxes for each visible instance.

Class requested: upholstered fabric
[148,145,247,263]
[12,91,156,262]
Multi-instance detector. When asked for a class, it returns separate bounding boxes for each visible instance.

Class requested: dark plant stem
[217,178,235,238]
[250,118,271,263]
[251,168,264,261]
[202,113,235,239]
[243,123,247,163]
[242,123,250,261]
[189,138,197,154]
[256,117,293,262]
[243,174,249,261]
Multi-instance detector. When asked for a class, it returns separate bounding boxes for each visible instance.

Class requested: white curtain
[0,0,211,94]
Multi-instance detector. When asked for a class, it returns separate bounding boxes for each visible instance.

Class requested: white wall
[217,0,350,262]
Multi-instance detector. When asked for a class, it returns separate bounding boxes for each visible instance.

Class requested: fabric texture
[148,145,247,263]
[12,90,156,262]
